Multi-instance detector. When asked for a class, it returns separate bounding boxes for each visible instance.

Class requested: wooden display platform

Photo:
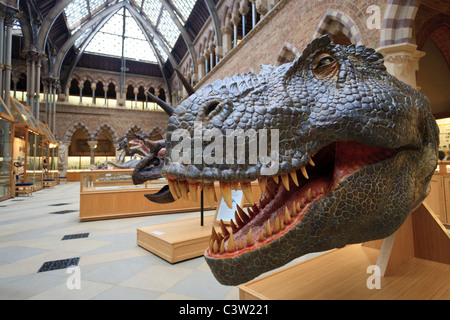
[137,215,219,263]
[239,203,450,300]
[80,188,217,221]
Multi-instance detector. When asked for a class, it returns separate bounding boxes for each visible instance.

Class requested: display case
[39,122,58,182]
[79,169,219,221]
[0,97,15,201]
[9,98,44,192]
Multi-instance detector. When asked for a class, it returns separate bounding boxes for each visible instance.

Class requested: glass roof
[63,0,197,64]
[84,8,158,63]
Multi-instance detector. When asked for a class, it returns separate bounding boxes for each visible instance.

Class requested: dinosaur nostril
[204,102,220,117]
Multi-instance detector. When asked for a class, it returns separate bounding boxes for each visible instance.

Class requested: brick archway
[380,0,421,46]
[63,121,92,142]
[313,9,362,46]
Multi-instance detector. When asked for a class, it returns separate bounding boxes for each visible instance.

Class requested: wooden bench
[15,183,34,196]
[43,179,56,188]
[59,176,67,184]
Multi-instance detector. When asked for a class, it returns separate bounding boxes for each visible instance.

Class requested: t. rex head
[139,36,439,286]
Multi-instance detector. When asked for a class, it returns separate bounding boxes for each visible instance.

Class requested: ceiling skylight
[84,8,158,63]
[63,0,198,64]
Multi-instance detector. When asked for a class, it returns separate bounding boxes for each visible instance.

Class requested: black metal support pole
[200,189,204,226]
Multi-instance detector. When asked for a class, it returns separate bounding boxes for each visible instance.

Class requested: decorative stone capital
[87,141,97,149]
[377,43,425,89]
[221,26,233,35]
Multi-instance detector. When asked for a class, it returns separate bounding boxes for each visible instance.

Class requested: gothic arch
[313,9,362,45]
[63,121,92,142]
[125,125,143,136]
[92,123,118,143]
[275,42,300,66]
[380,0,421,46]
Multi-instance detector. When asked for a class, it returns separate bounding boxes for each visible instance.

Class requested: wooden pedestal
[239,203,450,300]
[137,215,219,263]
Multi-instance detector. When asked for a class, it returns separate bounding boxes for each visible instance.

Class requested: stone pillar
[103,86,108,107]
[42,78,48,125]
[3,8,16,109]
[377,43,425,89]
[34,56,42,120]
[231,4,240,48]
[197,57,205,79]
[87,141,97,168]
[0,11,4,102]
[133,87,138,109]
[58,141,71,177]
[221,26,233,56]
[91,82,97,105]
[78,82,84,104]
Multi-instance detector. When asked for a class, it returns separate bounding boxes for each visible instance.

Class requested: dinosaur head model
[133,35,439,286]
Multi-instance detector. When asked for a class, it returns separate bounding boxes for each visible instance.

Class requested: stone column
[231,4,240,48]
[78,82,84,104]
[91,82,97,105]
[197,57,205,80]
[103,86,108,107]
[0,10,4,101]
[3,8,16,109]
[87,141,97,168]
[34,56,42,120]
[58,141,71,177]
[221,26,233,56]
[133,87,139,109]
[377,43,425,89]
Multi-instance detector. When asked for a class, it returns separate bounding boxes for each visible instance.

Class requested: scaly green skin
[159,36,438,286]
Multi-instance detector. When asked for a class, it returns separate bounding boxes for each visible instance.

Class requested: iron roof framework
[16,0,221,101]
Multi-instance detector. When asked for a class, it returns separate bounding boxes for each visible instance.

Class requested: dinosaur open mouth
[199,140,400,259]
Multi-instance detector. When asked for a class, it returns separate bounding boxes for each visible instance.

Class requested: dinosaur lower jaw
[202,141,400,259]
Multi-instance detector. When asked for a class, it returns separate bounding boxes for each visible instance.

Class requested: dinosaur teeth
[236,204,250,223]
[306,188,312,202]
[228,232,235,252]
[273,217,280,233]
[219,219,229,237]
[301,166,309,179]
[204,183,216,206]
[168,179,180,200]
[281,174,290,191]
[309,157,315,167]
[247,229,253,246]
[289,170,299,186]
[258,178,267,194]
[179,181,189,200]
[266,220,272,237]
[188,183,198,202]
[241,182,254,205]
[220,182,233,208]
[285,206,291,224]
[272,175,279,184]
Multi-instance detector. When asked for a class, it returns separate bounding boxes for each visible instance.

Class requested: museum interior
[0,0,449,301]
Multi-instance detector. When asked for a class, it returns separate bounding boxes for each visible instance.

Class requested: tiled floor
[0,182,322,300]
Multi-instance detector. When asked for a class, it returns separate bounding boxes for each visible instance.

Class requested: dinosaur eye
[205,101,220,117]
[312,53,339,80]
[317,56,335,68]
